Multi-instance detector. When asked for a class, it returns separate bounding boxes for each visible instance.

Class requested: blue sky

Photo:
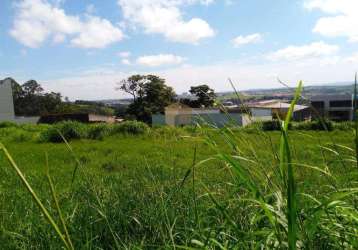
[0,0,358,100]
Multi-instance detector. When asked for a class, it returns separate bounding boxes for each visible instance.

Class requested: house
[39,113,116,124]
[247,100,310,121]
[310,94,353,121]
[152,103,247,127]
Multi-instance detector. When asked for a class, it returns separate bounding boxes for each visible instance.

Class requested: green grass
[0,121,357,249]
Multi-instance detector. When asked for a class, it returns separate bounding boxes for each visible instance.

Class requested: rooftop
[247,100,309,111]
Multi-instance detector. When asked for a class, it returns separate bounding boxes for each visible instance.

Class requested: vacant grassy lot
[0,123,357,249]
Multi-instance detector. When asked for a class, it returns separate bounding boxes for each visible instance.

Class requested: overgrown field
[0,121,357,249]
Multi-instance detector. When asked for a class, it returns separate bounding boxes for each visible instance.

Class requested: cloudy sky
[0,0,358,100]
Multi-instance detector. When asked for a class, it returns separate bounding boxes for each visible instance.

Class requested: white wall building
[0,78,15,121]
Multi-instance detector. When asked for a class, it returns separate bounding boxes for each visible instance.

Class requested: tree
[10,78,25,115]
[10,79,63,116]
[117,75,146,101]
[118,75,176,123]
[187,84,216,108]
[22,80,44,96]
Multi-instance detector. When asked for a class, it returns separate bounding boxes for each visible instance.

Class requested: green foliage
[87,124,111,140]
[56,102,115,116]
[39,121,87,143]
[247,120,340,131]
[11,79,63,116]
[0,121,18,128]
[332,121,354,130]
[118,75,176,123]
[292,120,333,131]
[262,120,283,130]
[0,125,357,248]
[152,125,189,137]
[112,121,149,135]
[188,84,216,108]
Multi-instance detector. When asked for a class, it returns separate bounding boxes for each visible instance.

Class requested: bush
[292,120,333,131]
[39,121,88,143]
[112,121,149,135]
[261,120,284,131]
[332,121,354,130]
[152,125,187,137]
[0,121,18,128]
[310,120,333,131]
[9,130,33,143]
[20,124,49,133]
[87,124,111,140]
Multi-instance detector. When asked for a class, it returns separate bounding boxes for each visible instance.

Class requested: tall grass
[0,81,357,248]
[0,142,73,249]
[198,80,358,248]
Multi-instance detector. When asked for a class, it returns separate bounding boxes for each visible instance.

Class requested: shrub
[20,124,49,133]
[261,120,284,131]
[297,120,334,131]
[0,121,18,128]
[112,121,149,135]
[332,121,354,130]
[39,121,88,143]
[152,125,188,137]
[9,130,33,143]
[87,124,111,140]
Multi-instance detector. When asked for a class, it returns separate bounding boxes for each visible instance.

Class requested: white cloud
[118,51,131,58]
[70,17,124,49]
[304,0,358,42]
[121,59,131,65]
[268,41,339,61]
[232,33,263,47]
[136,54,186,67]
[10,0,123,48]
[117,0,215,44]
[38,55,358,100]
[53,33,66,43]
[345,52,358,63]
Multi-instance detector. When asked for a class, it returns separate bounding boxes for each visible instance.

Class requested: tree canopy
[9,79,115,117]
[118,75,176,123]
[11,79,63,116]
[181,84,216,108]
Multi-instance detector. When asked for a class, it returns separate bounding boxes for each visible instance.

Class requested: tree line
[7,75,216,123]
[9,78,114,117]
[118,74,216,123]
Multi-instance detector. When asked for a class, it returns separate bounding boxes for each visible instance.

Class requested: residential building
[310,94,353,121]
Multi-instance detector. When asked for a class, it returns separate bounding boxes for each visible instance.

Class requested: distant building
[39,113,116,124]
[222,101,238,109]
[0,78,15,121]
[310,94,353,121]
[247,100,310,121]
[152,103,247,127]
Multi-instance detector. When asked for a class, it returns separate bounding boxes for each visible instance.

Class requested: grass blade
[279,81,303,250]
[354,72,358,169]
[45,152,74,250]
[0,142,71,249]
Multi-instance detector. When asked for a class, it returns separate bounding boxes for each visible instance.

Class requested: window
[329,100,352,108]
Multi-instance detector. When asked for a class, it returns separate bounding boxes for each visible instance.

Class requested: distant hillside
[95,84,356,104]
[219,83,355,101]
